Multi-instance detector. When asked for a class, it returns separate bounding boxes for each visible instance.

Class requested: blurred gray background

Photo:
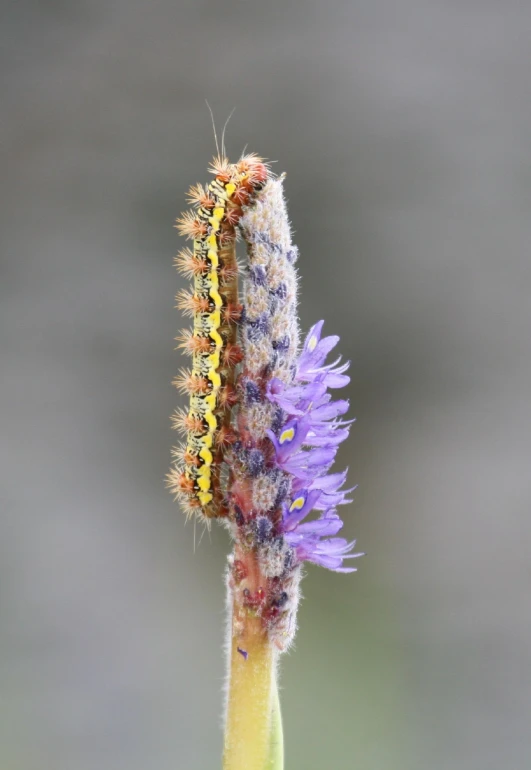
[2,1,531,768]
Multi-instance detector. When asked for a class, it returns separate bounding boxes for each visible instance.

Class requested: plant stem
[223,549,277,770]
[264,673,284,770]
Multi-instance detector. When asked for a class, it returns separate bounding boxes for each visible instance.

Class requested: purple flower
[267,377,328,415]
[266,322,361,573]
[266,417,311,462]
[297,470,357,510]
[296,321,351,388]
[286,528,363,573]
[282,489,324,531]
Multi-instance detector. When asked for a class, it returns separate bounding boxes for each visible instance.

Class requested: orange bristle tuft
[186,183,215,209]
[215,426,237,448]
[175,290,211,317]
[174,249,208,278]
[222,302,243,324]
[218,263,239,285]
[166,467,194,496]
[178,472,196,494]
[184,450,201,467]
[171,408,206,435]
[175,211,208,239]
[238,154,269,186]
[175,329,212,355]
[217,384,238,409]
[222,343,244,367]
[209,155,232,182]
[219,229,236,245]
[172,444,202,467]
[224,205,243,227]
[172,369,210,395]
[232,186,250,206]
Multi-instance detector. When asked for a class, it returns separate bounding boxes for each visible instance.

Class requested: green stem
[223,631,274,770]
[264,672,284,770]
[223,547,278,770]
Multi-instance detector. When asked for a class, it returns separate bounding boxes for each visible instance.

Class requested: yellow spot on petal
[279,427,295,444]
[289,496,306,512]
[307,335,318,352]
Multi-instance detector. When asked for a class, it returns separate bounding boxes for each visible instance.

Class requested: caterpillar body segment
[169,155,270,520]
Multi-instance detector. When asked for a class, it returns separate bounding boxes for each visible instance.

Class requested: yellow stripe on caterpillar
[199,446,214,466]
[197,490,213,506]
[208,309,221,329]
[197,475,211,493]
[207,270,219,289]
[204,393,217,411]
[201,432,214,449]
[207,250,219,267]
[209,329,223,348]
[209,289,223,310]
[208,369,222,390]
[204,411,217,432]
[208,351,221,370]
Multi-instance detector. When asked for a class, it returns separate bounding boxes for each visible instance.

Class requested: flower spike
[169,153,362,769]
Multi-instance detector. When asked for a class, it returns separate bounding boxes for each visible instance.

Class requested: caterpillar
[168,154,270,520]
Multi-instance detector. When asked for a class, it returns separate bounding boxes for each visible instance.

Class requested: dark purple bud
[283,547,295,571]
[246,314,269,341]
[272,335,290,351]
[250,265,267,285]
[244,379,262,404]
[274,475,290,507]
[254,515,273,544]
[233,504,245,527]
[286,246,298,263]
[272,283,287,300]
[247,448,265,477]
[272,591,289,608]
[270,407,285,434]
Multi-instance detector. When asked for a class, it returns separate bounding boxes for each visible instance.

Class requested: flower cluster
[267,321,362,573]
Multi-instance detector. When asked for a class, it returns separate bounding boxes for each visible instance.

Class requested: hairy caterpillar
[168,154,269,520]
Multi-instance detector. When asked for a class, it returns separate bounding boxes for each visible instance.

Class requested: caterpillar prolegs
[168,154,270,520]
